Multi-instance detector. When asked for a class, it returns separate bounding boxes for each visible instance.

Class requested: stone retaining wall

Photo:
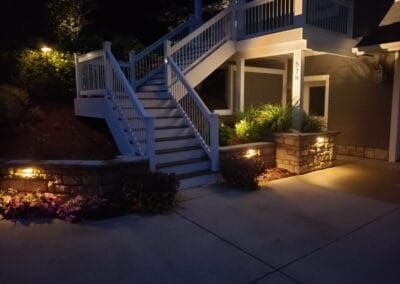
[0,158,149,196]
[219,142,276,167]
[336,145,388,161]
[274,132,339,174]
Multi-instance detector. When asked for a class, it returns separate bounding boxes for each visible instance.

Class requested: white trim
[304,75,330,127]
[292,49,305,129]
[389,51,400,162]
[353,41,400,56]
[282,60,288,107]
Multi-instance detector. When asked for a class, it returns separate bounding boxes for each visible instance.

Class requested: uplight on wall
[14,168,40,179]
[41,46,52,53]
[244,149,261,159]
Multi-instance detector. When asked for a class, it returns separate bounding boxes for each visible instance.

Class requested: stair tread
[155,126,188,130]
[155,135,195,142]
[156,145,202,155]
[144,106,175,109]
[177,170,219,180]
[155,115,183,119]
[156,157,209,169]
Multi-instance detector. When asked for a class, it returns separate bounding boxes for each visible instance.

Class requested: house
[74,0,400,188]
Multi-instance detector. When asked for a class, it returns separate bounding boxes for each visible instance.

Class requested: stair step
[145,107,179,117]
[154,126,192,139]
[139,98,174,108]
[138,85,167,92]
[155,146,205,164]
[178,171,221,190]
[154,116,185,128]
[157,158,211,175]
[155,136,198,151]
[137,92,170,99]
[146,78,165,85]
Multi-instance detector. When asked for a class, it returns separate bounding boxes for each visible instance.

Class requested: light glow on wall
[244,149,260,159]
[41,46,52,53]
[15,168,39,179]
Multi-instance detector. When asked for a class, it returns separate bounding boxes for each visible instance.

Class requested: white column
[389,51,400,162]
[282,59,289,107]
[195,0,202,25]
[292,49,305,130]
[235,58,245,112]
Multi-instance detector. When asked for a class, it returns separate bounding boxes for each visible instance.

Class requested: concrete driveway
[1,157,400,284]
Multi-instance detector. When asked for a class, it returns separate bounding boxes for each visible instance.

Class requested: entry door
[304,77,329,128]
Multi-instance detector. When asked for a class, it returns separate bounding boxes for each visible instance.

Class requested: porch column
[235,58,245,112]
[291,49,305,130]
[389,51,400,162]
[194,0,202,25]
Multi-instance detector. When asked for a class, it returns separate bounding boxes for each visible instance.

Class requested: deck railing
[238,0,294,39]
[75,50,106,97]
[306,0,353,35]
[170,6,233,73]
[166,55,219,170]
[131,16,195,89]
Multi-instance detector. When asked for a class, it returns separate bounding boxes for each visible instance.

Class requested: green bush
[301,113,325,133]
[258,104,292,133]
[122,171,179,214]
[0,85,29,129]
[219,123,234,146]
[220,157,266,190]
[17,48,74,100]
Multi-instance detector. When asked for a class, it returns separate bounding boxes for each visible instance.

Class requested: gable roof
[357,1,400,47]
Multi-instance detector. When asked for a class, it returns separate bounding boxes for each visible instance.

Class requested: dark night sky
[0,0,395,50]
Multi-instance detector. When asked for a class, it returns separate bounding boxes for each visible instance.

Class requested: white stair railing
[102,42,156,170]
[75,50,106,98]
[166,55,219,171]
[131,16,195,89]
[170,6,233,73]
[237,0,294,39]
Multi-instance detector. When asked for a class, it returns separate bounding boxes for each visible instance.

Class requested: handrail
[170,6,233,73]
[166,55,219,170]
[102,43,155,169]
[132,16,195,88]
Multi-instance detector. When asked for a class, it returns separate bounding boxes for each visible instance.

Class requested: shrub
[301,113,325,133]
[219,123,234,146]
[0,85,29,129]
[0,189,64,219]
[258,104,292,133]
[17,48,74,100]
[220,157,266,190]
[122,171,179,214]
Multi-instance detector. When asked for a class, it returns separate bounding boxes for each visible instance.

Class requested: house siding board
[244,73,283,108]
[305,54,394,150]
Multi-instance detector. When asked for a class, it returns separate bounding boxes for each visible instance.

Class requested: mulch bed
[0,101,119,160]
[258,167,295,183]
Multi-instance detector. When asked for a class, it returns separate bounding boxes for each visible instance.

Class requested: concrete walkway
[1,157,400,284]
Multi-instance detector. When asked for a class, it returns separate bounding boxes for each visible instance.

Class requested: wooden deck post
[291,49,305,130]
[389,51,400,162]
[235,58,245,112]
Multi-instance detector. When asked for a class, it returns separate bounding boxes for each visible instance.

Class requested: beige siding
[305,54,394,150]
[244,72,283,108]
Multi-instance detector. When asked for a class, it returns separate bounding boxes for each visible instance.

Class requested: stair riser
[155,139,198,150]
[179,173,220,190]
[137,92,170,99]
[146,78,165,85]
[155,128,192,139]
[138,85,167,92]
[155,149,206,164]
[158,160,210,175]
[154,118,185,128]
[140,99,174,108]
[146,108,180,117]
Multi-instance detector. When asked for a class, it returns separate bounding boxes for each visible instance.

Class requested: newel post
[210,113,220,171]
[129,50,136,90]
[164,40,172,88]
[103,41,113,95]
[145,116,156,171]
[74,53,81,98]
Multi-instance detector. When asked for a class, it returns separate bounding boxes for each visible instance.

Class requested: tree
[47,0,95,44]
